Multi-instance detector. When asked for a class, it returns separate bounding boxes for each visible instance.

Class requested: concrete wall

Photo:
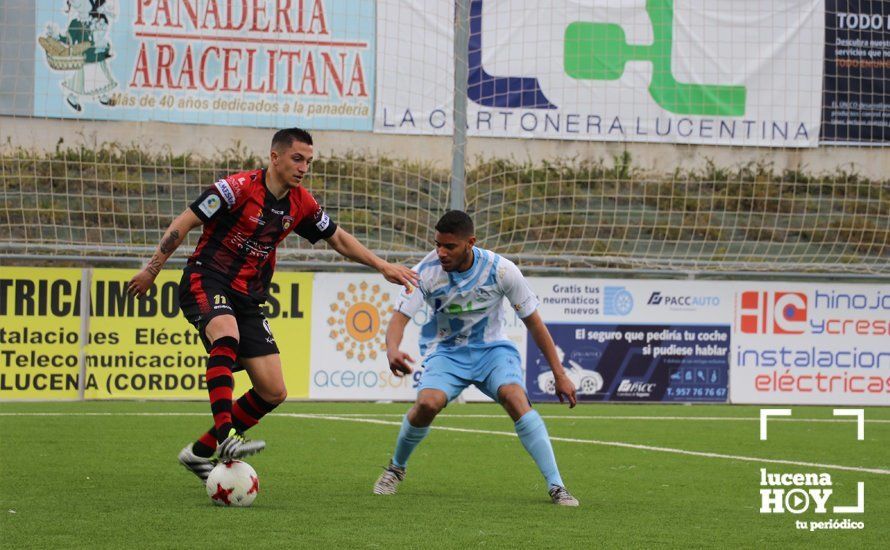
[2,116,887,179]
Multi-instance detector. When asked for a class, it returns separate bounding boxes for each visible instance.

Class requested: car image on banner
[526,323,730,402]
[535,346,604,396]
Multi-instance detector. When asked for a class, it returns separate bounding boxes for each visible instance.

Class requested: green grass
[1,402,888,548]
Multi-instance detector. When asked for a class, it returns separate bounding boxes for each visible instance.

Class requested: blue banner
[34,0,374,130]
[821,0,890,143]
[526,323,730,402]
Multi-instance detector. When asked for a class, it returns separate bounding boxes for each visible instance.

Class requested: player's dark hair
[435,210,474,237]
[272,128,313,150]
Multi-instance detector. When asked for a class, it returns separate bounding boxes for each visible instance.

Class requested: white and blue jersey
[394,247,539,358]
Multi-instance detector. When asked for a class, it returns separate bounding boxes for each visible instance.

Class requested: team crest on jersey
[282,215,294,230]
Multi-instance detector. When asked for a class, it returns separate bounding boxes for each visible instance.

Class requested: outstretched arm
[127,208,203,297]
[385,312,415,377]
[324,226,418,290]
[522,310,577,407]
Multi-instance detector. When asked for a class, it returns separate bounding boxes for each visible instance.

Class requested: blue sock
[515,409,564,488]
[392,415,430,468]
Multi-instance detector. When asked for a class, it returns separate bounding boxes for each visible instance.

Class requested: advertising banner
[0,267,311,400]
[730,283,890,405]
[376,0,824,147]
[821,1,890,143]
[309,273,416,400]
[527,279,732,402]
[308,272,528,401]
[84,269,312,400]
[0,267,84,400]
[34,0,374,130]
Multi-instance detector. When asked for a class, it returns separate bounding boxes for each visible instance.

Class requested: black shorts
[178,270,280,360]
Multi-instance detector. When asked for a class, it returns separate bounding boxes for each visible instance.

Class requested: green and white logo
[564,0,746,116]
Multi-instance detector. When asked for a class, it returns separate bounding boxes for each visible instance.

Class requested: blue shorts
[418,344,525,403]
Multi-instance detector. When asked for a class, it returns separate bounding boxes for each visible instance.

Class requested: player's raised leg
[186,354,285,466]
[373,389,446,495]
[498,384,579,506]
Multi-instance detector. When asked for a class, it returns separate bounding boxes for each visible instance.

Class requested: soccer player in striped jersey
[372,210,579,506]
[127,128,418,482]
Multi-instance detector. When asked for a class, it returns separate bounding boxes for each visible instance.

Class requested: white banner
[376,0,824,147]
[730,283,890,405]
[308,272,526,401]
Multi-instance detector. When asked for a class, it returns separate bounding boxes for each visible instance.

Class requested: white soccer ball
[205,460,259,507]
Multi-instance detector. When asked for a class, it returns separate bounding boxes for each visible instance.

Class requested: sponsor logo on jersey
[214,179,237,207]
[198,194,220,218]
[249,208,265,226]
[315,210,331,232]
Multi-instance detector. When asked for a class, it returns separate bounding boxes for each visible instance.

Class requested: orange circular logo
[345,302,379,342]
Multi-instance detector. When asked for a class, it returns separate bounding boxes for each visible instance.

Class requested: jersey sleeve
[189,175,249,222]
[293,191,338,244]
[498,259,539,319]
[393,263,425,318]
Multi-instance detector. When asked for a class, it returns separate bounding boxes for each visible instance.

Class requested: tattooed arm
[127,208,203,297]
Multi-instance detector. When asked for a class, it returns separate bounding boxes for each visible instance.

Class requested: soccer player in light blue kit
[373,211,579,506]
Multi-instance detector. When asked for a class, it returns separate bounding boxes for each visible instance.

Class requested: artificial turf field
[1,401,887,548]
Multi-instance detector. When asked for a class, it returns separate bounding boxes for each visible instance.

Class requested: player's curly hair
[272,128,313,150]
[436,210,474,237]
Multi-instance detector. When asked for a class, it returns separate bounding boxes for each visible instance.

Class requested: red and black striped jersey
[186,168,336,300]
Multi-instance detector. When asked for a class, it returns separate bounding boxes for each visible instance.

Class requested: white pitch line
[285,413,890,476]
[3,411,889,475]
[2,412,890,424]
[295,413,890,424]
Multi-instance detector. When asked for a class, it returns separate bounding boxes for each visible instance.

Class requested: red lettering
[266,50,278,94]
[153,0,182,28]
[244,48,266,93]
[176,45,197,89]
[226,0,248,31]
[309,0,328,34]
[135,0,153,26]
[347,53,368,97]
[221,48,243,91]
[182,0,200,28]
[755,374,771,392]
[200,46,220,91]
[280,50,301,94]
[321,52,345,96]
[276,0,293,33]
[130,43,153,88]
[203,0,221,29]
[856,319,870,335]
[155,44,178,88]
[299,51,319,95]
[251,0,270,32]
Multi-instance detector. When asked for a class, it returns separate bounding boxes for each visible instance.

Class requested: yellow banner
[0,267,84,400]
[85,269,313,399]
[0,266,312,400]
